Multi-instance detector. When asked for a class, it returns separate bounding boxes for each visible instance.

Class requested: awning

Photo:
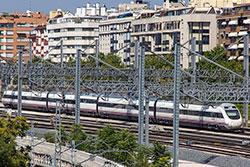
[228,44,237,49]
[228,32,238,37]
[243,19,250,24]
[221,21,227,25]
[228,56,237,60]
[228,20,238,25]
[238,31,248,36]
[238,43,244,48]
[237,56,244,61]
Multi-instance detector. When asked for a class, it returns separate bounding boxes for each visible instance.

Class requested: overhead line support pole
[191,37,196,83]
[145,93,149,146]
[75,49,81,124]
[243,34,249,127]
[29,40,33,87]
[173,43,181,167]
[18,51,23,117]
[138,44,145,145]
[134,40,139,69]
[60,40,63,68]
[95,40,99,81]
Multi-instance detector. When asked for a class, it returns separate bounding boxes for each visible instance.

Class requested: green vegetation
[145,54,174,70]
[0,115,31,167]
[197,46,243,71]
[45,124,172,167]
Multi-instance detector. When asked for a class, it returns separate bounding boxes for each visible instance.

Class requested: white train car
[2,90,242,130]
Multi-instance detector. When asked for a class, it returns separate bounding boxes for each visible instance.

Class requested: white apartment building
[99,1,151,65]
[76,2,107,17]
[47,13,105,62]
[130,7,218,69]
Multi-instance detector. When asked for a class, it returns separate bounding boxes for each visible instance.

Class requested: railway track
[1,107,250,159]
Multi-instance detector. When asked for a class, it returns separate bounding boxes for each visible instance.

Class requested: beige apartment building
[217,3,250,59]
[99,13,137,65]
[130,7,218,69]
[189,0,248,7]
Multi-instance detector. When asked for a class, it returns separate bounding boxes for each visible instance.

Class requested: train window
[226,110,240,120]
[188,110,199,116]
[211,112,216,117]
[157,107,173,113]
[217,113,223,118]
[181,110,188,115]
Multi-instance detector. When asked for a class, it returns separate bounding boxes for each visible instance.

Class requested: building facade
[76,2,107,17]
[130,7,218,69]
[30,25,49,58]
[0,11,48,61]
[47,12,105,62]
[99,14,134,65]
[217,3,250,60]
[188,0,248,8]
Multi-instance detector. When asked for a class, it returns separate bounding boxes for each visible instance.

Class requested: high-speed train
[2,90,243,130]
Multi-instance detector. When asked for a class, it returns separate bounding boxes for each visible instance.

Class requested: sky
[0,0,171,15]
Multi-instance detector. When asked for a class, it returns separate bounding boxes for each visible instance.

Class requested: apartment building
[99,13,135,65]
[50,9,66,19]
[189,0,248,8]
[30,25,49,58]
[0,11,48,61]
[76,2,107,17]
[130,7,218,69]
[47,5,106,62]
[217,3,250,60]
[118,1,149,13]
[99,1,151,65]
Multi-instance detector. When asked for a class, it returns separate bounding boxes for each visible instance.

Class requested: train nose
[228,120,242,129]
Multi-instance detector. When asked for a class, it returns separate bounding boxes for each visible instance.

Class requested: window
[0,45,3,50]
[0,23,13,28]
[226,110,240,120]
[67,28,75,31]
[75,28,82,31]
[67,37,74,40]
[202,35,209,44]
[75,45,82,49]
[0,38,3,42]
[0,31,3,35]
[6,38,13,43]
[6,53,13,57]
[82,28,94,31]
[6,45,13,50]
[17,45,25,49]
[75,37,82,40]
[17,38,29,42]
[17,23,25,27]
[54,29,60,33]
[6,30,13,35]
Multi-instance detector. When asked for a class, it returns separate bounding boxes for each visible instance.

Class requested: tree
[96,124,137,165]
[69,124,89,150]
[151,142,171,167]
[145,55,174,69]
[44,124,68,145]
[0,115,31,167]
[134,145,152,167]
[197,46,243,72]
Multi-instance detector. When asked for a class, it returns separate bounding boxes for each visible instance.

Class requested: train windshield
[226,110,240,120]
